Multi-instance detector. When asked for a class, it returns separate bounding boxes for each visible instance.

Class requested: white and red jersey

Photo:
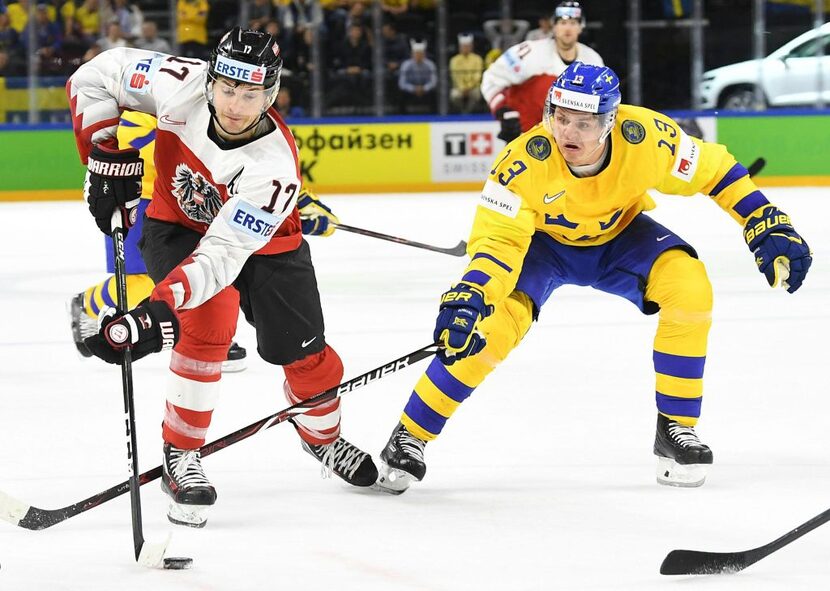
[67,48,302,311]
[480,38,603,132]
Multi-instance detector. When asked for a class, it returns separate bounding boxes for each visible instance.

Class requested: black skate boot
[162,443,217,528]
[221,341,247,373]
[67,292,97,358]
[301,436,378,487]
[654,413,713,488]
[375,423,427,495]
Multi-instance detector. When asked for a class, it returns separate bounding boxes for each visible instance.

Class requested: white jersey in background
[481,37,603,132]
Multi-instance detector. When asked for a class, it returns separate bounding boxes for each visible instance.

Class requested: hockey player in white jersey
[481,1,603,142]
[66,28,377,528]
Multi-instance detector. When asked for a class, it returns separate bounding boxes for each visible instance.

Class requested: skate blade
[167,501,209,528]
[221,358,247,373]
[372,462,418,495]
[655,456,708,488]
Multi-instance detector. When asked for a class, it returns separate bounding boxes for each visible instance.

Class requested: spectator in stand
[7,0,59,33]
[380,0,407,17]
[449,33,483,114]
[344,1,369,33]
[0,10,20,52]
[276,86,306,118]
[97,20,126,51]
[133,20,171,53]
[68,0,104,45]
[398,39,436,114]
[483,17,530,51]
[381,19,407,73]
[0,47,13,74]
[292,25,314,77]
[278,0,323,39]
[248,0,274,31]
[263,18,290,59]
[320,0,348,42]
[0,11,24,74]
[329,21,371,108]
[22,3,62,72]
[177,0,208,59]
[111,0,142,41]
[525,14,553,41]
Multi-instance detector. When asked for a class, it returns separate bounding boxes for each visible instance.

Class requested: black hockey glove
[85,144,144,236]
[743,205,812,293]
[84,299,179,365]
[496,107,522,143]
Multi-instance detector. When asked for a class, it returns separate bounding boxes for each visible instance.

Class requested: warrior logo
[171,164,224,224]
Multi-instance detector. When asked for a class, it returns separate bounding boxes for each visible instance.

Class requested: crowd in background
[0,0,826,119]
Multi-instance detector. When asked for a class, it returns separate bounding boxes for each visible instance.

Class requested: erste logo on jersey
[670,133,700,182]
[229,198,280,239]
[214,55,266,84]
[171,163,224,224]
[125,55,163,95]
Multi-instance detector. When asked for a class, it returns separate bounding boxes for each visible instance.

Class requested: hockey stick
[660,506,830,575]
[111,213,171,568]
[0,343,440,531]
[333,222,467,257]
[748,157,766,178]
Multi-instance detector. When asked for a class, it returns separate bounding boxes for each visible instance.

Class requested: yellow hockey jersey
[116,111,158,199]
[465,104,765,305]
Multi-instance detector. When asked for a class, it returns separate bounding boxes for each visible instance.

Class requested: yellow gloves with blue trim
[297,187,339,237]
[743,205,812,293]
[434,283,494,365]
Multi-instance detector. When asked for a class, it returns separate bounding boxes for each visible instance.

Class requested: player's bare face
[553,20,581,50]
[551,107,605,166]
[212,78,269,140]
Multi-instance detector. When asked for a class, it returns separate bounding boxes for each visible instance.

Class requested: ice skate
[654,413,713,488]
[221,341,247,373]
[301,436,378,487]
[67,292,97,358]
[374,423,427,495]
[162,443,217,528]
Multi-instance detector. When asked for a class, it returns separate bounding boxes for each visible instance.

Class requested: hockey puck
[163,557,193,570]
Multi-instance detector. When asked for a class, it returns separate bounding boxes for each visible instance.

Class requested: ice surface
[0,189,828,590]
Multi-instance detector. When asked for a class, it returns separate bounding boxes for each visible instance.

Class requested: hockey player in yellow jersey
[68,111,340,372]
[376,62,812,492]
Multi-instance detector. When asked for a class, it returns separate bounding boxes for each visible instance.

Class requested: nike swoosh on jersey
[301,336,317,348]
[159,114,186,126]
[656,234,672,242]
[544,190,566,204]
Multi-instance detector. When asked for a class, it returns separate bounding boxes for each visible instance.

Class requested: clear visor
[204,71,279,116]
[543,98,616,146]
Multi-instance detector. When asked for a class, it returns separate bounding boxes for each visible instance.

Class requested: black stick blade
[660,549,752,575]
[747,157,766,177]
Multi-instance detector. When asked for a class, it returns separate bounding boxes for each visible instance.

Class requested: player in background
[66,28,375,528]
[376,62,812,493]
[67,110,339,373]
[481,1,603,143]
